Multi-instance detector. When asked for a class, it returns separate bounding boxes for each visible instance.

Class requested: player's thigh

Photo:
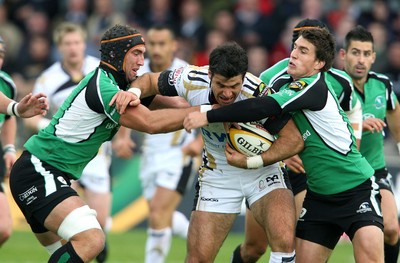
[187,210,236,260]
[295,238,333,263]
[250,189,296,250]
[44,195,89,233]
[0,192,12,234]
[294,189,306,219]
[352,225,384,263]
[150,186,182,214]
[380,189,399,237]
[84,189,111,225]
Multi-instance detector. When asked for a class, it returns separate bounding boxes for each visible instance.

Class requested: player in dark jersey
[9,24,199,262]
[231,18,363,263]
[340,25,400,263]
[184,28,384,263]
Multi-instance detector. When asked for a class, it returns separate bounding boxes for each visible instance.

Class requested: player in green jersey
[8,24,199,263]
[184,28,384,263]
[340,25,400,263]
[0,35,49,248]
[231,19,363,263]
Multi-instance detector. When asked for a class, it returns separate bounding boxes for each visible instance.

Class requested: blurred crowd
[0,0,400,145]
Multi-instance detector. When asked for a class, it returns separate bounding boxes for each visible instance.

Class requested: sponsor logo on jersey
[288,80,307,91]
[374,95,385,109]
[200,197,219,202]
[363,113,375,120]
[302,130,311,141]
[356,202,372,213]
[168,67,184,86]
[257,82,270,97]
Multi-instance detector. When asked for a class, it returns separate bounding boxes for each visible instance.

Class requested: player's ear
[315,60,325,71]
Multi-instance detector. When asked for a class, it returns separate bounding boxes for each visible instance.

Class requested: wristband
[200,105,212,113]
[397,142,400,155]
[127,87,141,98]
[6,101,20,117]
[246,155,264,169]
[3,144,16,155]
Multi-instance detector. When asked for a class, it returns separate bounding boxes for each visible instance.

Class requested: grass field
[0,229,356,263]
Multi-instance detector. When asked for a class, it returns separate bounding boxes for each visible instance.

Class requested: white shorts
[79,142,112,194]
[140,148,194,200]
[194,162,289,214]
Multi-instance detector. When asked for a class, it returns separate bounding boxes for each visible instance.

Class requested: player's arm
[225,119,304,169]
[184,96,282,131]
[1,116,17,176]
[386,100,400,154]
[345,98,362,149]
[0,92,48,118]
[119,103,200,134]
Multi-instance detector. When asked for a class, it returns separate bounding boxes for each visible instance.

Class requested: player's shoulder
[260,58,289,85]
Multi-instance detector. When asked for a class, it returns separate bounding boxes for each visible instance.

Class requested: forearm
[120,105,200,134]
[131,73,160,98]
[207,96,282,123]
[1,118,16,146]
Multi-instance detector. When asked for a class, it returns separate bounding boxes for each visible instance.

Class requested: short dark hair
[292,18,327,46]
[343,25,374,51]
[299,28,335,72]
[209,42,248,79]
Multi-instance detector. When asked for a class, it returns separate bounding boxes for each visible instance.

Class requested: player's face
[146,29,176,70]
[123,45,145,83]
[58,31,86,66]
[288,36,325,80]
[342,40,375,81]
[209,72,243,106]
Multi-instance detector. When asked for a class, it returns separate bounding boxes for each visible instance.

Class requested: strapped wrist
[6,101,20,117]
[200,105,212,113]
[3,144,16,156]
[246,155,264,169]
[127,87,141,99]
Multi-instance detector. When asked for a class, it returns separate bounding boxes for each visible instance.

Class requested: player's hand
[112,135,136,159]
[362,117,386,133]
[17,93,48,118]
[284,155,305,174]
[225,143,247,169]
[109,91,140,114]
[3,152,16,177]
[183,112,209,133]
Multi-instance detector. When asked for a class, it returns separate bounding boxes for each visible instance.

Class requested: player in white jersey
[135,25,203,263]
[114,42,304,262]
[23,22,111,262]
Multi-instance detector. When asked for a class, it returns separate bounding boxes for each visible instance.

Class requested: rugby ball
[227,122,275,157]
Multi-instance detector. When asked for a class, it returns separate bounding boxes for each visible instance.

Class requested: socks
[48,241,84,263]
[172,211,189,239]
[231,244,245,263]
[45,241,63,255]
[145,227,172,263]
[269,251,296,263]
[384,241,400,263]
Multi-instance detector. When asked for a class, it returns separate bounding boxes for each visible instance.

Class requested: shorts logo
[265,174,279,186]
[298,208,307,220]
[57,176,68,187]
[200,197,219,202]
[19,186,38,205]
[259,180,266,191]
[357,202,372,213]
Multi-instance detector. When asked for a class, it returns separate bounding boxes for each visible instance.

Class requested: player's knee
[242,242,266,261]
[57,205,102,241]
[0,227,12,246]
[384,224,399,245]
